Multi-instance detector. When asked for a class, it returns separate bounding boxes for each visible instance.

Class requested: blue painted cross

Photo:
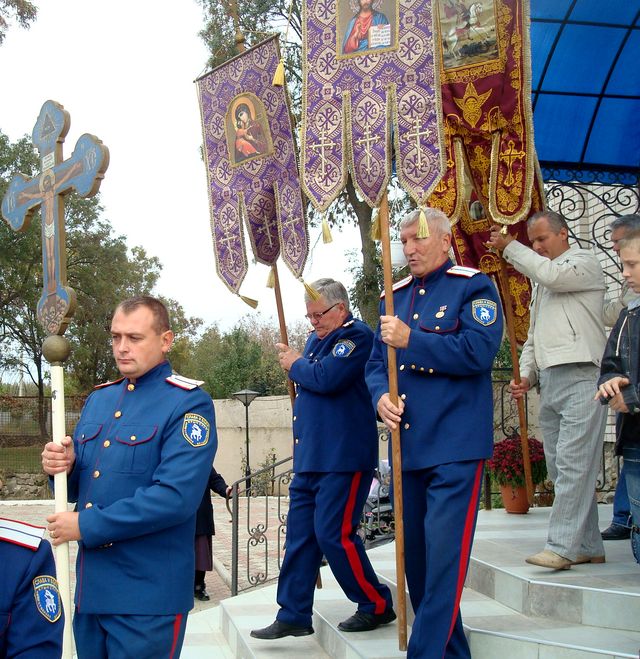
[1,100,109,335]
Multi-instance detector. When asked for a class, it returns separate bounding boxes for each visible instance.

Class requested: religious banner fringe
[196,36,308,296]
[301,0,445,213]
[428,0,545,343]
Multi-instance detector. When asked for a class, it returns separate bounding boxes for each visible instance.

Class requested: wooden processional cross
[1,100,109,336]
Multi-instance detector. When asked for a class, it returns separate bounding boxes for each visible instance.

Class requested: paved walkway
[0,499,232,613]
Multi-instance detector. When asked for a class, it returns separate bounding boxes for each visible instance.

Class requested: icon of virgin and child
[226,95,271,165]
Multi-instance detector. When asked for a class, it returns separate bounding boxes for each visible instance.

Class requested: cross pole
[1,100,108,658]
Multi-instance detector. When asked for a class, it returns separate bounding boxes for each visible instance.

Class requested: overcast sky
[0,0,363,332]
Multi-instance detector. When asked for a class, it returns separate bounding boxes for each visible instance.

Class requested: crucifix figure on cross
[1,100,109,336]
[355,123,381,174]
[309,128,337,179]
[404,117,433,170]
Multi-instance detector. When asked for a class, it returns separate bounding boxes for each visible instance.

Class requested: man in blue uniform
[42,296,217,659]
[366,209,503,659]
[251,278,395,640]
[0,518,63,658]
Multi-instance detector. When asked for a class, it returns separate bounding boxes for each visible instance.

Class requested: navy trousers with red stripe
[73,611,187,658]
[403,460,484,659]
[276,471,393,628]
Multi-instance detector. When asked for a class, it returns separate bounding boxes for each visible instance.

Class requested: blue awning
[531,1,640,183]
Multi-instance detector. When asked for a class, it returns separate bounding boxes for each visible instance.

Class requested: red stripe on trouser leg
[445,460,484,648]
[341,471,387,615]
[169,613,183,659]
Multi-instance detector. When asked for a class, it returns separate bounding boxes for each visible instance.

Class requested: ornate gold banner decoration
[301,0,445,211]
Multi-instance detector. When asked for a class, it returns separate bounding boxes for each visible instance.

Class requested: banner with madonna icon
[196,36,308,295]
[301,0,445,211]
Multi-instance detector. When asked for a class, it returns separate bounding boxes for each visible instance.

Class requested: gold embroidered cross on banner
[355,123,380,174]
[500,140,526,187]
[405,117,432,170]
[310,129,337,179]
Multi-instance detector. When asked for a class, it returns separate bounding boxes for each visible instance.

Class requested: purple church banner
[302,0,444,211]
[197,36,308,295]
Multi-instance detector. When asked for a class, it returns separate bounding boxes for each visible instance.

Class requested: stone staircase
[181,504,640,658]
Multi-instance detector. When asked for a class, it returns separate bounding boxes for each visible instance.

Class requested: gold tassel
[239,295,258,309]
[272,59,285,86]
[321,216,333,243]
[266,267,275,288]
[370,210,381,241]
[416,207,430,238]
[301,278,322,301]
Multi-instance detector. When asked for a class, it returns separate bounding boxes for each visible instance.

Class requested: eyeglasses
[305,302,340,322]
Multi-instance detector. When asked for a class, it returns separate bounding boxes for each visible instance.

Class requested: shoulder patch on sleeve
[447,265,481,278]
[332,339,356,358]
[182,413,211,447]
[472,299,498,326]
[380,275,413,298]
[94,377,124,390]
[166,373,205,390]
[0,517,45,550]
[33,575,62,622]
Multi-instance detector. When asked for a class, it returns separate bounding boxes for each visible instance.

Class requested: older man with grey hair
[367,208,503,659]
[251,278,394,641]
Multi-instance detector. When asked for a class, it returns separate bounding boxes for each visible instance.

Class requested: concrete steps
[182,505,640,658]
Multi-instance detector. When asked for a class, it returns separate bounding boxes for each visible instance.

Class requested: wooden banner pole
[495,247,534,505]
[378,191,407,650]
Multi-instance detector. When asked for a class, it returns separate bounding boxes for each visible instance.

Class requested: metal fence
[0,395,86,473]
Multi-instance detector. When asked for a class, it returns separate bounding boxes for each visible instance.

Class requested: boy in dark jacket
[597,229,640,563]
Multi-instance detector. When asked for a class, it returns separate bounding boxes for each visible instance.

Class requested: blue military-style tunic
[365,261,503,659]
[0,519,63,658]
[289,315,379,472]
[366,261,503,469]
[275,314,393,629]
[67,360,217,615]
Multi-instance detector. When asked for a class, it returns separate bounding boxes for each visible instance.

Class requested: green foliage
[0,130,199,395]
[0,0,37,45]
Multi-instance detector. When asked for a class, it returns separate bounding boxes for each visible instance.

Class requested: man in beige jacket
[488,210,607,569]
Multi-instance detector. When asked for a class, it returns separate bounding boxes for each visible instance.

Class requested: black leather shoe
[194,585,210,601]
[338,608,396,632]
[601,523,631,540]
[250,620,314,640]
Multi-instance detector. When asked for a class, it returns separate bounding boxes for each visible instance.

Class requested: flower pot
[499,484,530,514]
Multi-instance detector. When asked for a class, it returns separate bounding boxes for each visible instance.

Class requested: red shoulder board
[0,517,45,551]
[380,275,412,298]
[446,265,481,278]
[94,377,124,390]
[166,373,204,390]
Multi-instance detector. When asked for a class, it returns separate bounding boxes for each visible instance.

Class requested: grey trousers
[538,363,606,560]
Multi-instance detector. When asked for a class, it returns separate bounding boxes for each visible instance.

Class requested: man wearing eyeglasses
[251,278,395,640]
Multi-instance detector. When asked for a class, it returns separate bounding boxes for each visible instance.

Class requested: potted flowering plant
[487,436,547,513]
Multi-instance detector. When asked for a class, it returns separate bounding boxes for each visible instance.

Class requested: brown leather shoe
[525,549,572,570]
[571,555,606,565]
